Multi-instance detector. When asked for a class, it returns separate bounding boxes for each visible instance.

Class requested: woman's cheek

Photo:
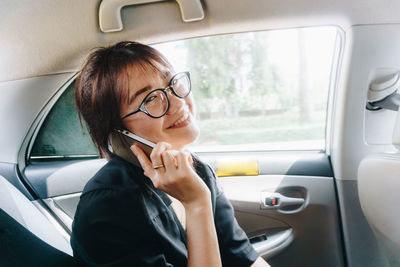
[126,117,160,141]
[187,96,196,115]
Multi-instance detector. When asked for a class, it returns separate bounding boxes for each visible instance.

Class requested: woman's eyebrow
[162,71,171,79]
[128,71,170,104]
[130,85,152,104]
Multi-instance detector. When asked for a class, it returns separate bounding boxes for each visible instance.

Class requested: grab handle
[252,229,294,258]
[99,0,204,32]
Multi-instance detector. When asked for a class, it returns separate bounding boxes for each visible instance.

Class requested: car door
[12,26,348,267]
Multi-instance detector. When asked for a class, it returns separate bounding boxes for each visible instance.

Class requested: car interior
[1,0,400,266]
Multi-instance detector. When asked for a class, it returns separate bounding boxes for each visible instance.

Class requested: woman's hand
[131,142,222,267]
[131,142,210,209]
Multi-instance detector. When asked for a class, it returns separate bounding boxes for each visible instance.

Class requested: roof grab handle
[366,72,400,111]
[99,0,204,33]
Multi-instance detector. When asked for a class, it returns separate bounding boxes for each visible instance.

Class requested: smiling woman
[120,68,199,151]
[70,41,269,267]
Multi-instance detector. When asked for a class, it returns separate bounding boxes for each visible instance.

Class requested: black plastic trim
[330,157,349,267]
[198,151,333,177]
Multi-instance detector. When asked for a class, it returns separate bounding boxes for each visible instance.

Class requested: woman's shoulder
[81,154,145,196]
[73,156,149,231]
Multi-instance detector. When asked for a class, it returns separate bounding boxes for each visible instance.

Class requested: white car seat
[0,175,82,266]
[358,111,400,266]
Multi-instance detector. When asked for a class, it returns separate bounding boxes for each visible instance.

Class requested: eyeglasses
[121,72,191,119]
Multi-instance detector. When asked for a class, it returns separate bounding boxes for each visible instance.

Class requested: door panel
[223,174,344,266]
[24,159,107,233]
[196,152,344,265]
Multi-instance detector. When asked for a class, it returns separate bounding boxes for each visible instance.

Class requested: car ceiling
[2,0,400,82]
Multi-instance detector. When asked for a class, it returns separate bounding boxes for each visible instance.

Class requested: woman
[71,41,270,267]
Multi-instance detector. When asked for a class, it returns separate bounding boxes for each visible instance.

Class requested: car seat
[358,111,400,266]
[0,175,83,266]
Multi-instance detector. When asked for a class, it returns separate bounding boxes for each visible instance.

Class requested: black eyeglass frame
[121,72,191,119]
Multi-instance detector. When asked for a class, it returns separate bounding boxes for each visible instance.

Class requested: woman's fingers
[188,154,194,166]
[162,150,177,172]
[150,142,171,170]
[177,151,192,171]
[132,145,209,206]
[131,145,155,177]
[132,143,200,201]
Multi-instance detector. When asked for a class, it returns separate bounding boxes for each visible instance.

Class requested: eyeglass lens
[144,73,190,117]
[144,90,168,117]
[172,73,191,97]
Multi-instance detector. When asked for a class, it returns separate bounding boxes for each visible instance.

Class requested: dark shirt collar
[143,177,172,206]
[112,154,173,207]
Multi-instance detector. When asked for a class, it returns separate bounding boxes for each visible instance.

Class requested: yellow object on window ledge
[215,158,259,177]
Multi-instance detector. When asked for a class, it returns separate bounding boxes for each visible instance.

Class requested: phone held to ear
[109,129,155,167]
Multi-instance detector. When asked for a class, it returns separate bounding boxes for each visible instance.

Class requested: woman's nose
[166,89,185,114]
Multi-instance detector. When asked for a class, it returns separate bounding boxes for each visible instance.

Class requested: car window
[29,26,339,160]
[30,82,99,160]
[154,26,339,152]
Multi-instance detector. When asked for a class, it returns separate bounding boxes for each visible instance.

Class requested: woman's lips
[167,112,190,129]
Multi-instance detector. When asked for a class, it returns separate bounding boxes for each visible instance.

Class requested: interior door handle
[99,0,205,32]
[261,192,305,210]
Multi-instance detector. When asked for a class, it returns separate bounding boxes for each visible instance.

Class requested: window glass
[30,82,99,159]
[154,27,338,151]
[30,27,339,160]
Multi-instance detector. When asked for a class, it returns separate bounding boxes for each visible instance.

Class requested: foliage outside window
[154,27,338,151]
[30,27,338,159]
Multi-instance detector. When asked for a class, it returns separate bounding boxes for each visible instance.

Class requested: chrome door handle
[261,192,304,210]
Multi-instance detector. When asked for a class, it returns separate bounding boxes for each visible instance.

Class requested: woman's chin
[171,128,199,150]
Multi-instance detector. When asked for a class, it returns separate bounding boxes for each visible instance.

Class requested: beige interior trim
[2,0,400,82]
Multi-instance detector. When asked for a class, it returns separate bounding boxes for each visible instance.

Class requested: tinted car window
[30,82,98,160]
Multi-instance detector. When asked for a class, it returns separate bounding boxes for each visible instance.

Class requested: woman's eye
[145,95,157,104]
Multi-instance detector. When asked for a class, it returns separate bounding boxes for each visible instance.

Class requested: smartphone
[109,129,155,166]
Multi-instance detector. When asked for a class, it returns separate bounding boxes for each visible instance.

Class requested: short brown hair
[74,41,172,158]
